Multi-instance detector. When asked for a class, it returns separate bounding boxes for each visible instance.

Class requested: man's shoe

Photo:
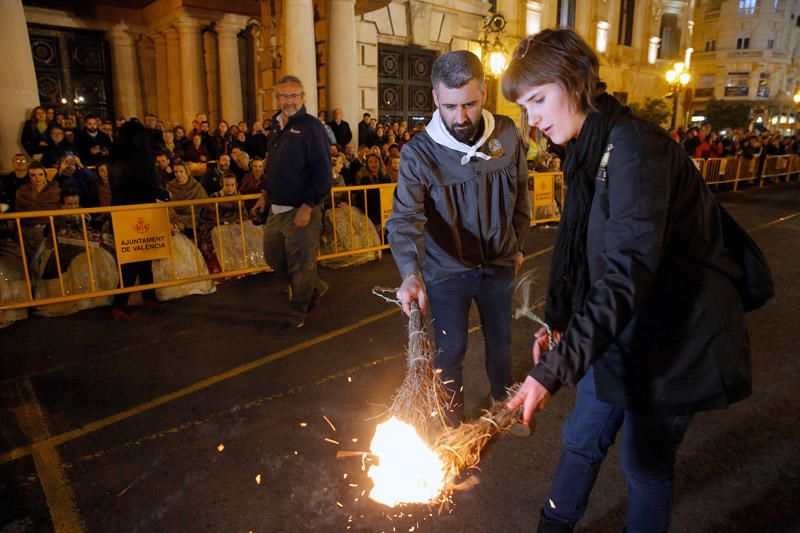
[307,279,329,313]
[279,318,304,330]
[315,279,329,298]
[470,394,502,420]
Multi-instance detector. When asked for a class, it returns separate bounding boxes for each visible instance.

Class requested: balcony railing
[691,51,717,62]
[691,49,789,64]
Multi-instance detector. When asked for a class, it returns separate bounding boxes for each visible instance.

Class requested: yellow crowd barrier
[692,154,800,191]
[0,195,266,313]
[0,184,402,313]
[0,176,564,311]
[759,154,798,186]
[529,171,564,225]
[3,157,792,315]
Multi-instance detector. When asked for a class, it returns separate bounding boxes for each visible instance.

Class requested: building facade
[690,0,800,130]
[11,0,795,169]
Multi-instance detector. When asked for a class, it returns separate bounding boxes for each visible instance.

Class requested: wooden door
[378,45,436,126]
[28,25,114,120]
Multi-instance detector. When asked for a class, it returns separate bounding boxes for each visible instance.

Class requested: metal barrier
[0,195,264,312]
[693,157,739,188]
[4,157,788,315]
[692,155,800,191]
[529,171,564,225]
[760,155,797,186]
[0,184,401,313]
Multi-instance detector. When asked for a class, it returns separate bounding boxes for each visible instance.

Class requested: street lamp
[665,62,691,130]
[478,13,508,78]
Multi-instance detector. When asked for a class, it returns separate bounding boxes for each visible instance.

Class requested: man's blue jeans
[426,266,514,423]
[542,366,693,532]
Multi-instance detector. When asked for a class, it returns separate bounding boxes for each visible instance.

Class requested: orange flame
[367,417,446,506]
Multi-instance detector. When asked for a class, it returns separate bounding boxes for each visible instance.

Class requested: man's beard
[87,127,97,134]
[445,118,478,144]
[282,104,298,117]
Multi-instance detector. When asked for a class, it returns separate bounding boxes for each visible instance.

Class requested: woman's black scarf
[545,92,630,331]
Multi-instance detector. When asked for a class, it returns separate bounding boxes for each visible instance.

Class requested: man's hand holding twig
[397,273,427,317]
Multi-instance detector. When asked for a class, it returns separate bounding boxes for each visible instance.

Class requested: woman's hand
[507,375,551,426]
[532,327,561,364]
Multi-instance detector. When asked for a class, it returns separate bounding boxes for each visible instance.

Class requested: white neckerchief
[425,109,495,165]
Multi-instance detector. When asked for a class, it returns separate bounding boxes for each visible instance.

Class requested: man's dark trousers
[426,266,514,424]
[262,205,323,321]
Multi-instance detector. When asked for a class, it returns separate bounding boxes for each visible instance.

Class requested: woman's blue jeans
[542,366,693,532]
[426,266,514,423]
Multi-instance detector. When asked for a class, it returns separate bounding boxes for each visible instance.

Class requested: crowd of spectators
[5,103,795,325]
[669,123,800,161]
[0,105,428,325]
[4,107,425,209]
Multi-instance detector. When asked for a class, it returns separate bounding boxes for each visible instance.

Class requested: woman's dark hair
[30,106,47,120]
[502,29,601,115]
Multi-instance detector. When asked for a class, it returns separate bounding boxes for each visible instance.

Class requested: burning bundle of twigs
[434,384,523,489]
[372,287,450,442]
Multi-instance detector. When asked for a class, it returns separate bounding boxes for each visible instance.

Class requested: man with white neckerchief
[387,51,530,426]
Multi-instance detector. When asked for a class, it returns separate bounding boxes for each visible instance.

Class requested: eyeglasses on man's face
[277,93,303,101]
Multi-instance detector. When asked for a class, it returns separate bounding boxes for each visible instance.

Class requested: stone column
[203,30,220,126]
[108,22,143,120]
[283,0,318,115]
[151,32,171,122]
[0,0,39,171]
[327,0,358,134]
[176,15,207,130]
[137,36,158,116]
[163,27,182,126]
[216,14,249,124]
[250,23,264,124]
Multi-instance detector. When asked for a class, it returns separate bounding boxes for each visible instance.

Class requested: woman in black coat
[20,106,52,157]
[503,30,753,532]
[109,119,169,320]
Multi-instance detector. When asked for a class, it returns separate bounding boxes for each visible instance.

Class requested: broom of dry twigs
[434,383,523,488]
[384,300,451,442]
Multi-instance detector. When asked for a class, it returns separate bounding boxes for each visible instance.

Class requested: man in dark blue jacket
[253,75,332,329]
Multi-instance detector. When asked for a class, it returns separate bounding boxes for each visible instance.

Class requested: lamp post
[665,62,691,130]
[478,13,508,78]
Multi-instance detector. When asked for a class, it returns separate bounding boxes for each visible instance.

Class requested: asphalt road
[1,183,799,533]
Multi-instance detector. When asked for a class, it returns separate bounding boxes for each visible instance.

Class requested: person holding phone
[75,115,112,167]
